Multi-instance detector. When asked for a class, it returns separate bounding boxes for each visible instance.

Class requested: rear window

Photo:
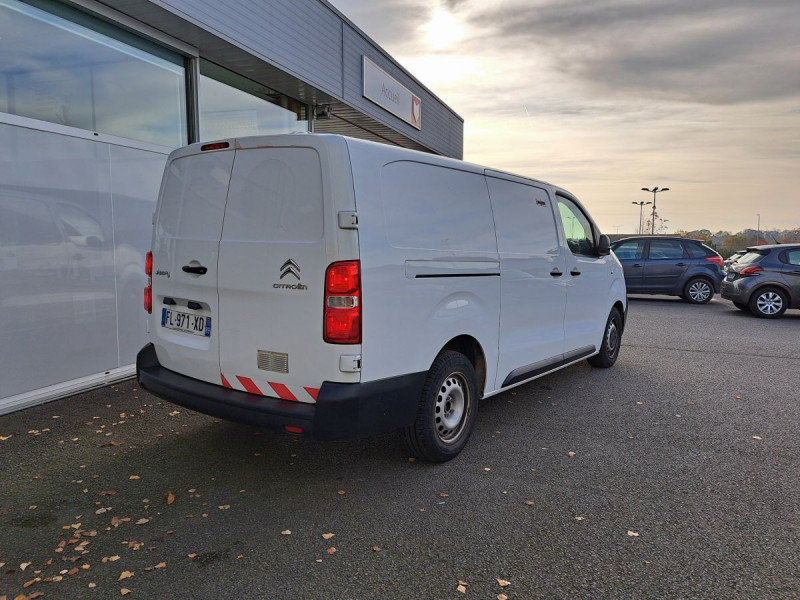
[686,242,715,258]
[782,249,800,266]
[737,251,765,265]
[222,148,323,242]
[158,151,233,239]
[381,161,495,252]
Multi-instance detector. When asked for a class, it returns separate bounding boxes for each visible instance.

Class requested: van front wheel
[402,351,478,463]
[587,307,622,368]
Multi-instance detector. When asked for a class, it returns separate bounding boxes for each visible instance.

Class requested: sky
[329,0,799,235]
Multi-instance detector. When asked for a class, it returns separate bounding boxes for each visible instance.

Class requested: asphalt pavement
[1,296,798,599]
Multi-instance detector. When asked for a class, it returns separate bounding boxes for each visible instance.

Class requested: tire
[748,287,788,319]
[402,351,478,463]
[587,307,623,368]
[733,301,749,312]
[684,277,713,304]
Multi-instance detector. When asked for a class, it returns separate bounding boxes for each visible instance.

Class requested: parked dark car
[611,236,724,304]
[721,244,800,318]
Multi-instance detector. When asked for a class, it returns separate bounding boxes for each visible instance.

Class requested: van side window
[381,161,495,252]
[486,178,559,255]
[556,196,595,256]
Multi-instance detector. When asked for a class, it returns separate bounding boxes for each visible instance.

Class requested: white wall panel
[0,123,166,406]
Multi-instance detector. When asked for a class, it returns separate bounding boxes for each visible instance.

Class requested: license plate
[726,272,736,281]
[161,308,211,337]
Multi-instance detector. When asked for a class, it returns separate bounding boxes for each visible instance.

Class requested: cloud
[450,0,800,105]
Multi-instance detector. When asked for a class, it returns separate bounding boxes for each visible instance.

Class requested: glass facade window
[199,60,308,141]
[0,0,187,147]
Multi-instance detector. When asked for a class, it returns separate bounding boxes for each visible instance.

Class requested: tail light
[324,261,361,344]
[705,255,724,267]
[739,265,762,277]
[144,251,153,314]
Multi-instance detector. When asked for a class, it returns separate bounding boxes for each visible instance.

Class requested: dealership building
[0,0,463,413]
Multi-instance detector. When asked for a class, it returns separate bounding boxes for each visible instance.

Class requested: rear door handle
[631,263,642,268]
[550,269,563,277]
[182,264,208,275]
[676,262,686,267]
[570,269,581,276]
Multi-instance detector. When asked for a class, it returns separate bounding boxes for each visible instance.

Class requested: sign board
[362,56,421,130]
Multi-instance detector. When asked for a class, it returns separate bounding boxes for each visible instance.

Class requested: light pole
[632,201,652,235]
[641,186,670,235]
[757,213,761,244]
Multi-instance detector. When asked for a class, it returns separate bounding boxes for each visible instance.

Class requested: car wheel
[684,278,713,304]
[402,351,478,463]
[587,307,622,368]
[733,301,749,312]
[748,287,788,319]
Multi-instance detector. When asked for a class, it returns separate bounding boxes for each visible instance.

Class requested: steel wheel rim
[606,319,619,355]
[435,373,469,443]
[689,281,711,302]
[757,291,783,315]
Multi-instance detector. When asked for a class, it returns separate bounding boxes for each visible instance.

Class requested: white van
[137,134,627,462]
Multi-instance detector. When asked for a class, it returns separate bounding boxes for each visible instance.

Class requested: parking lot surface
[1,297,798,599]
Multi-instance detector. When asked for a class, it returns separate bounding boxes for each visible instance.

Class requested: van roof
[177,133,565,195]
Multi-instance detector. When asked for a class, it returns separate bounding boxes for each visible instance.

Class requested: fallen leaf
[439,492,449,498]
[89,582,97,588]
[483,467,491,472]
[567,451,576,458]
[498,595,509,600]
[752,436,763,440]
[101,440,123,447]
[337,490,346,495]
[458,580,469,586]
[107,556,121,563]
[30,594,46,600]
[0,434,12,441]
[326,547,337,555]
[372,546,381,552]
[575,516,585,521]
[129,476,140,480]
[120,589,131,596]
[154,562,166,569]
[135,518,149,525]
[169,411,180,416]
[457,584,467,594]
[20,562,32,571]
[627,530,640,537]
[68,567,79,576]
[96,508,109,515]
[218,505,230,510]
[100,490,117,497]
[525,501,535,506]
[321,533,335,540]
[187,554,197,559]
[118,570,134,581]
[281,530,291,535]
[497,579,511,587]
[23,578,40,588]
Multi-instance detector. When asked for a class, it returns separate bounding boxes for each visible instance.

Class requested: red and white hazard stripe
[220,373,319,404]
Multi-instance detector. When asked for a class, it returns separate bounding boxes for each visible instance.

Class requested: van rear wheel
[402,351,478,463]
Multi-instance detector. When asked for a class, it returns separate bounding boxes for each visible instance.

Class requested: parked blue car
[611,236,725,304]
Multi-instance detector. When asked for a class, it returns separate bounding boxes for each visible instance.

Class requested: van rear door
[216,140,353,403]
[150,145,234,384]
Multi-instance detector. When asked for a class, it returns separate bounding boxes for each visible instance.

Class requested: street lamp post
[631,201,652,235]
[757,213,761,244]
[641,186,670,235]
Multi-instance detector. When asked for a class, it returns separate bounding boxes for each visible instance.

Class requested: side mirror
[597,234,611,256]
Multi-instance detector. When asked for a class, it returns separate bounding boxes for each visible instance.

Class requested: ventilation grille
[257,350,289,374]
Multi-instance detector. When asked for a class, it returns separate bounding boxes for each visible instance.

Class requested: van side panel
[485,175,567,389]
[347,140,500,395]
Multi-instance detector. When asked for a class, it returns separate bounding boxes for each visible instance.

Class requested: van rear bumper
[136,344,425,440]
